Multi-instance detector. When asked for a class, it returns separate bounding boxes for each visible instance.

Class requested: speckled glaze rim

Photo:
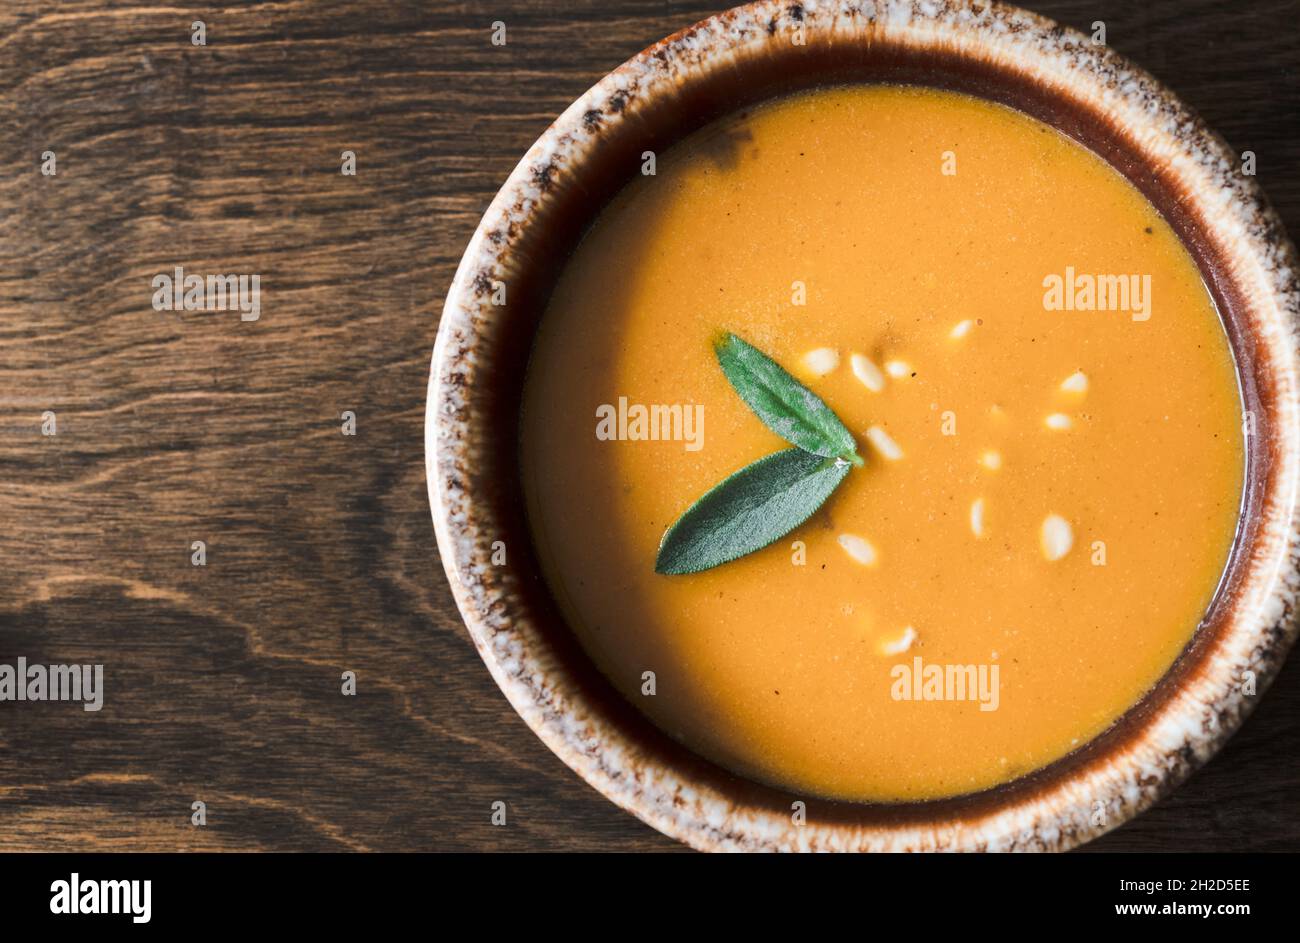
[427,0,1300,851]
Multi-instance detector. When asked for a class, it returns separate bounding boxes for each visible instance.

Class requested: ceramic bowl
[426,0,1300,851]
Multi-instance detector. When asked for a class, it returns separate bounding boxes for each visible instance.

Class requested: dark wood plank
[0,0,1296,852]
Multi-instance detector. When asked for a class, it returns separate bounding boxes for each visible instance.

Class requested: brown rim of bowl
[426,0,1300,851]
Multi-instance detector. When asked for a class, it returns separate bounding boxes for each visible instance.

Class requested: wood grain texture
[0,0,1296,852]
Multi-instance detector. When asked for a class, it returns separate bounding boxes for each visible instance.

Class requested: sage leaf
[655,448,851,575]
[714,332,862,464]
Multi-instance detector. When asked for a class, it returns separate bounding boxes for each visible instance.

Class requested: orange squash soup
[519,85,1243,802]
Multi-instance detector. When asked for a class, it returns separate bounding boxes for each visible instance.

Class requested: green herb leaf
[655,448,851,575]
[714,332,862,464]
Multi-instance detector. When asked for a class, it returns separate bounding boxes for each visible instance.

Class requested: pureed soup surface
[520,85,1244,802]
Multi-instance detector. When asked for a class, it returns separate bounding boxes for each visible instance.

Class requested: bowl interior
[440,15,1288,843]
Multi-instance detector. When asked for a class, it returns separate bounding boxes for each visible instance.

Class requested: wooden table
[1,0,1297,852]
